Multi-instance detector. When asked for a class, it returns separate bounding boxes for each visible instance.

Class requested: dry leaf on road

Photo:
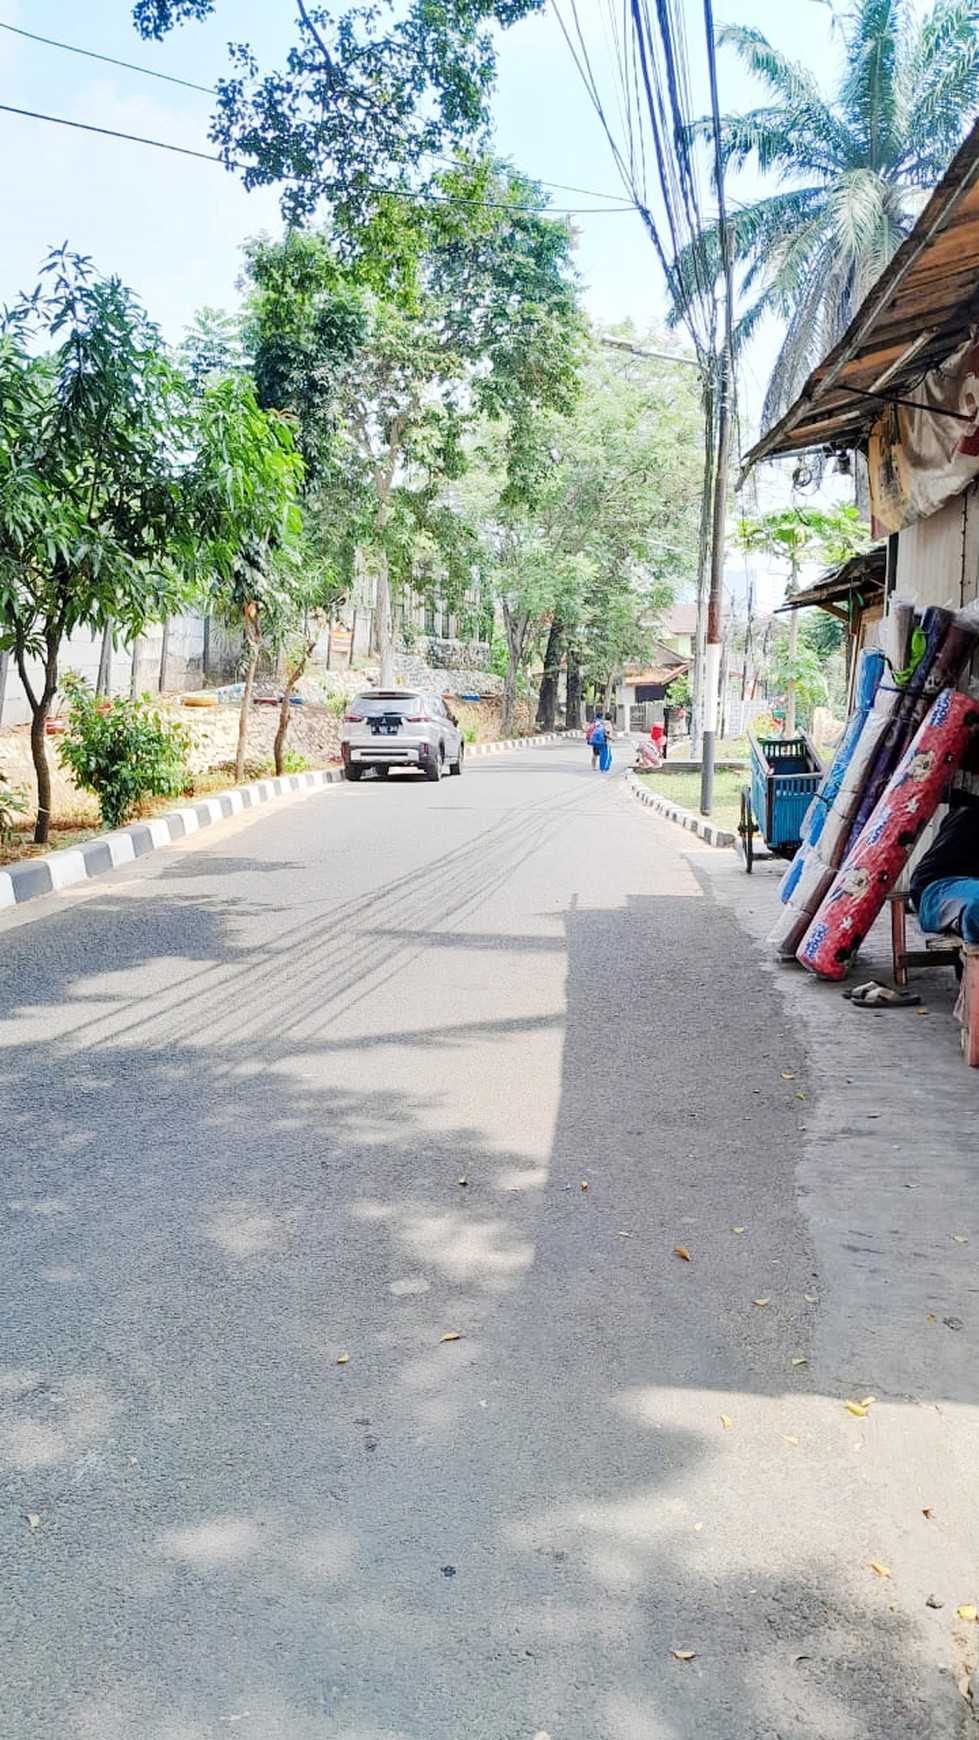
[753,1297,771,1307]
[783,1435,799,1446]
[791,1357,807,1366]
[25,1514,39,1531]
[804,1293,819,1303]
[957,1604,978,1622]
[674,1246,691,1262]
[671,1649,697,1660]
[732,1226,746,1235]
[870,1562,891,1578]
[580,1180,589,1191]
[720,1414,733,1428]
[440,1332,462,1343]
[336,1353,350,1366]
[844,1401,868,1417]
[781,1071,796,1080]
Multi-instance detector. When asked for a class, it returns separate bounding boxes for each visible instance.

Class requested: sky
[0,0,874,610]
[0,2,844,378]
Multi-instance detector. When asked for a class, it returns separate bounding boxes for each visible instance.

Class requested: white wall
[895,483,979,609]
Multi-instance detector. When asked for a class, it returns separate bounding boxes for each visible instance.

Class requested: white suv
[341,689,465,782]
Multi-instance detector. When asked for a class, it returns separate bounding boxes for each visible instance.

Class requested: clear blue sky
[0,1,871,425]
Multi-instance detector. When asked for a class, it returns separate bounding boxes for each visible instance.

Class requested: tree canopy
[677,0,979,424]
[132,0,546,225]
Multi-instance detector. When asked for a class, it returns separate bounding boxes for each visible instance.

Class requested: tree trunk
[536,617,563,730]
[96,620,114,698]
[375,552,395,688]
[235,649,258,782]
[785,558,799,736]
[565,642,583,729]
[273,638,315,775]
[15,638,58,846]
[501,603,527,739]
[603,672,615,717]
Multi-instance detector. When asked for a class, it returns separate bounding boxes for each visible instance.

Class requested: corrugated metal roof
[744,121,979,469]
[774,547,886,615]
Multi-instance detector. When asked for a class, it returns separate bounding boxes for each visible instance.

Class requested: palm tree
[677,0,979,426]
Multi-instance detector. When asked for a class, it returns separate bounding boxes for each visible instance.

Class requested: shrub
[58,674,189,831]
[0,770,28,842]
[280,750,308,773]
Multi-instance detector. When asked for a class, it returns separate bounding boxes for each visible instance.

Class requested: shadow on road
[0,865,971,1737]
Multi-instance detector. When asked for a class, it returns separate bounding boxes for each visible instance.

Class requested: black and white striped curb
[626,771,735,850]
[0,768,344,911]
[467,730,571,755]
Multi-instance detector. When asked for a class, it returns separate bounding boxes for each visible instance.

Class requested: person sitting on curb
[909,797,979,944]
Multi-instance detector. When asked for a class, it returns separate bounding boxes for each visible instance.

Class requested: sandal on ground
[845,981,922,1009]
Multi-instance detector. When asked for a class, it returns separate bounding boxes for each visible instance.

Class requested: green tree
[734,504,870,731]
[678,0,979,423]
[241,162,582,687]
[0,251,202,842]
[132,0,545,225]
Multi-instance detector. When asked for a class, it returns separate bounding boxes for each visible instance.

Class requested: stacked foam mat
[768,597,979,978]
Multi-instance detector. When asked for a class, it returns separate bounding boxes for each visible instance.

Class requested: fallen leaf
[720,1414,733,1429]
[753,1297,771,1307]
[671,1649,697,1661]
[336,1353,350,1365]
[957,1674,972,1701]
[674,1246,691,1262]
[781,1071,796,1080]
[616,1230,632,1239]
[440,1332,462,1343]
[951,1234,968,1244]
[861,1395,878,1408]
[957,1604,978,1622]
[25,1513,39,1531]
[580,1180,589,1191]
[870,1562,891,1578]
[783,1435,799,1446]
[732,1226,746,1235]
[927,1313,937,1322]
[693,1521,704,1531]
[457,1177,468,1187]
[866,1112,882,1119]
[804,1293,819,1304]
[845,1401,868,1418]
[926,1594,944,1609]
[922,1508,933,1519]
[795,1091,806,1102]
[791,1357,808,1366]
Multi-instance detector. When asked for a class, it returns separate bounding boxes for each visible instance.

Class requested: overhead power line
[0,100,638,216]
[0,15,635,208]
[0,19,214,94]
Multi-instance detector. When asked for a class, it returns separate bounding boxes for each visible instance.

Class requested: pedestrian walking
[589,710,612,771]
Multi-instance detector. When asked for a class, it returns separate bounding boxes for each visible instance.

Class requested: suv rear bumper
[342,739,433,768]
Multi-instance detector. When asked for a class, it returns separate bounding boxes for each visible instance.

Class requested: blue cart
[739,730,822,873]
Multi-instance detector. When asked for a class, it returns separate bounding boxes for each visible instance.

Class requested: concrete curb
[0,768,344,911]
[0,733,577,911]
[626,771,736,850]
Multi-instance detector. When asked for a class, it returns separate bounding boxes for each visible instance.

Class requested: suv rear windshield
[348,694,426,719]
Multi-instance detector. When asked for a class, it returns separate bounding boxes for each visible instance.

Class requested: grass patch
[637,766,743,836]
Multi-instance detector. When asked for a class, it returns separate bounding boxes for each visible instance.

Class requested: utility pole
[700,0,736,817]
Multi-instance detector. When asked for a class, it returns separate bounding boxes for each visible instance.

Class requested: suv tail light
[405,713,427,722]
[344,711,361,722]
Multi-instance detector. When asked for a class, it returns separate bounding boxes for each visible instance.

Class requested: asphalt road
[0,743,970,1740]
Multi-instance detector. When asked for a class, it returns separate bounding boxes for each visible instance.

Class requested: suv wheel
[450,741,464,776]
[425,743,444,782]
[344,764,363,782]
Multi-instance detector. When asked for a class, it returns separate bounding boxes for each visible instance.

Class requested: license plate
[371,720,399,735]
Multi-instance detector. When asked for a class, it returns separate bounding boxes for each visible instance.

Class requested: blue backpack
[591,719,606,748]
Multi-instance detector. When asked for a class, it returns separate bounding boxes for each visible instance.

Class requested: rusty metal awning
[775,548,886,621]
[744,122,979,469]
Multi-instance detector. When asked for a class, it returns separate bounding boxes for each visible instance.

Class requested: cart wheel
[738,785,755,873]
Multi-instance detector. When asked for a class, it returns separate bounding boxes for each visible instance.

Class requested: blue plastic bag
[599,742,613,772]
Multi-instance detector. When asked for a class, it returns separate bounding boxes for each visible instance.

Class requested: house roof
[775,547,886,621]
[625,657,692,686]
[744,121,979,469]
[662,602,698,636]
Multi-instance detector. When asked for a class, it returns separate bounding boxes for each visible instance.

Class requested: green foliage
[58,673,188,831]
[132,0,546,227]
[666,670,692,710]
[677,0,979,421]
[735,505,871,580]
[0,769,28,842]
[279,750,309,774]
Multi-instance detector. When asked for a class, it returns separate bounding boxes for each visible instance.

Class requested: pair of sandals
[842,981,921,1009]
